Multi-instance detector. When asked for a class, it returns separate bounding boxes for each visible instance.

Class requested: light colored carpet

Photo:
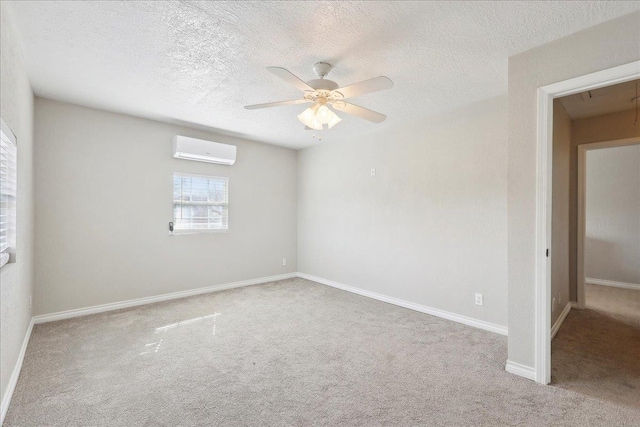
[5,278,640,426]
[552,283,640,408]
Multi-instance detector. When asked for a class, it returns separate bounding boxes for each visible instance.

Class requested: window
[173,173,228,233]
[1,118,17,268]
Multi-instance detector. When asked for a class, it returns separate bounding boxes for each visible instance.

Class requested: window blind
[173,173,228,232]
[0,121,17,254]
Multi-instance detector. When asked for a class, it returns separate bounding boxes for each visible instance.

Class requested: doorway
[577,138,640,308]
[544,74,640,406]
[535,61,640,385]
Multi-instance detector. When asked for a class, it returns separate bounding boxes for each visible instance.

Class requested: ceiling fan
[244,62,393,131]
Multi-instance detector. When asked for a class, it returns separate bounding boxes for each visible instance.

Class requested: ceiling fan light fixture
[246,63,393,134]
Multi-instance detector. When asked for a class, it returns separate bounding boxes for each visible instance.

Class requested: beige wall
[551,100,571,324]
[569,109,640,299]
[585,144,640,285]
[507,11,640,368]
[0,3,35,413]
[298,96,508,329]
[34,98,297,315]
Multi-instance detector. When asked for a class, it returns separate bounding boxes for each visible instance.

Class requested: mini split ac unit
[172,135,236,165]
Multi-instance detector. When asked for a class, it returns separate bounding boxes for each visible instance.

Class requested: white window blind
[173,173,228,233]
[1,119,17,257]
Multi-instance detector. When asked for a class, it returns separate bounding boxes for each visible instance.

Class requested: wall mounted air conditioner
[172,135,236,165]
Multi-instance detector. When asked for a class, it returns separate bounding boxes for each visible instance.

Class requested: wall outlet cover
[475,293,484,306]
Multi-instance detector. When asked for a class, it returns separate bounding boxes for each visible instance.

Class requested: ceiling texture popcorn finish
[6,1,640,148]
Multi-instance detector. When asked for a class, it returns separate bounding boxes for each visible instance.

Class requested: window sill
[170,229,229,235]
[0,252,12,270]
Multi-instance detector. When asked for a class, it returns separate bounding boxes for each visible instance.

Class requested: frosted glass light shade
[327,112,342,129]
[298,105,322,130]
[315,105,332,124]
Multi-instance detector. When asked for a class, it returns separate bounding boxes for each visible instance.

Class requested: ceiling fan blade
[267,67,315,92]
[332,102,387,123]
[335,76,393,99]
[244,99,309,110]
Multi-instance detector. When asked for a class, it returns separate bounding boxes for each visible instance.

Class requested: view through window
[173,173,228,233]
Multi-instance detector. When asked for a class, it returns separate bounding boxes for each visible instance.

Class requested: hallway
[552,284,640,408]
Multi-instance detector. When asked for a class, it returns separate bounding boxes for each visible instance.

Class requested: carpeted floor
[551,283,640,409]
[5,278,640,426]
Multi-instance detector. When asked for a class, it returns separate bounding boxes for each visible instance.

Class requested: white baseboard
[33,273,297,324]
[586,278,640,290]
[505,360,536,381]
[297,273,508,336]
[551,302,571,340]
[1,318,34,425]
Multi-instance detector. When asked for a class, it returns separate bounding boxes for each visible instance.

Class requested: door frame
[535,61,639,385]
[577,137,640,309]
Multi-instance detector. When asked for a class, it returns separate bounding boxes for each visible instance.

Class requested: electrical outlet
[370,168,376,176]
[282,258,286,266]
[475,293,484,306]
[552,297,556,312]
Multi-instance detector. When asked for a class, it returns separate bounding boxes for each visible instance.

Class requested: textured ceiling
[559,79,640,120]
[6,1,640,149]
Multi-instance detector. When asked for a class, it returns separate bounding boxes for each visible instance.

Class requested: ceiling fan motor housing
[307,62,339,91]
[306,79,339,91]
[313,62,332,78]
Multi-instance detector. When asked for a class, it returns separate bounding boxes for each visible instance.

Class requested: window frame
[0,117,17,268]
[171,172,229,235]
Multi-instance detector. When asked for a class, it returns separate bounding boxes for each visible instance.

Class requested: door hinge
[546,248,549,257]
